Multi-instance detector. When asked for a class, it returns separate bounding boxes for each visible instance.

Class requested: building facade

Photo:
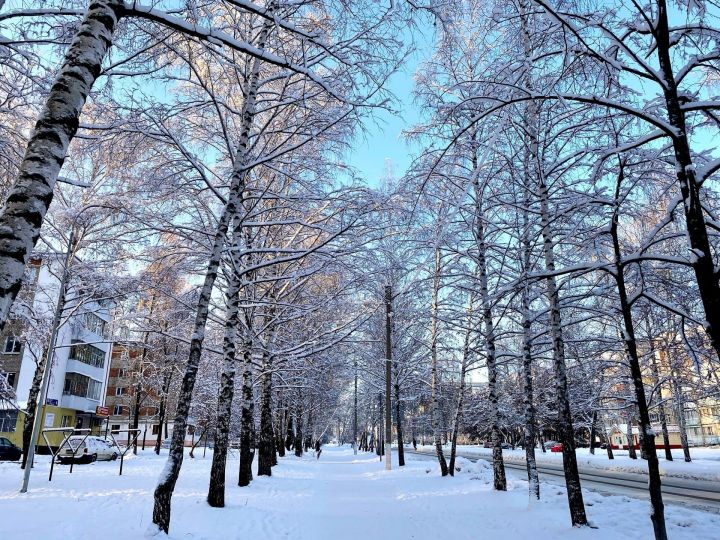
[0,256,113,450]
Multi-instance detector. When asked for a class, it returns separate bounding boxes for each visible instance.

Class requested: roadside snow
[0,446,718,539]
[420,444,720,481]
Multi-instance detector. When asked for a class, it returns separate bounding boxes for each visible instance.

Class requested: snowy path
[2,446,720,539]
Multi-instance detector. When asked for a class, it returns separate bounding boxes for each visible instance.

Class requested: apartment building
[0,255,113,451]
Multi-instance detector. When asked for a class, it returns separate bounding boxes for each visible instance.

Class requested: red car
[550,443,563,453]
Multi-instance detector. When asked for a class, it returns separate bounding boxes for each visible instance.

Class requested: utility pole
[384,285,392,470]
[353,359,358,455]
[21,230,75,493]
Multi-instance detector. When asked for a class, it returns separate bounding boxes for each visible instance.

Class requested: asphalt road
[407,449,720,512]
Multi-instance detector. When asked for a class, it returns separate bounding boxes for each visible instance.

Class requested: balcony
[60,393,100,413]
[65,358,106,380]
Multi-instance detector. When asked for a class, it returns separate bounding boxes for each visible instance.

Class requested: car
[58,436,118,464]
[0,437,21,461]
[542,440,557,450]
[483,440,492,448]
[500,442,512,449]
[550,443,563,453]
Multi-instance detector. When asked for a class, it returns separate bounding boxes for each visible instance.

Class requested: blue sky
[345,34,433,187]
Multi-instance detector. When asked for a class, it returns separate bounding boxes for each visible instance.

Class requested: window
[117,368,126,378]
[88,379,102,401]
[152,424,160,435]
[83,312,107,338]
[0,410,18,432]
[112,405,123,416]
[69,342,106,369]
[1,372,15,388]
[111,424,120,433]
[115,387,126,396]
[3,336,21,354]
[63,373,103,400]
[60,415,73,428]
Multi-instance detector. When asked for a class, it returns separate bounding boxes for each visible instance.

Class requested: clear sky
[345,31,433,187]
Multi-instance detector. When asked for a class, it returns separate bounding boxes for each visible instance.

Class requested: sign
[44,413,55,427]
[45,398,58,406]
[96,406,110,417]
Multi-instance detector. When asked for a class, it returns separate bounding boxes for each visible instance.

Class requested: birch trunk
[626,413,638,459]
[520,153,539,500]
[671,376,692,463]
[430,247,448,476]
[448,311,471,476]
[258,349,274,476]
[655,0,720,361]
[518,2,541,500]
[238,344,255,486]
[0,0,122,329]
[649,347,672,461]
[21,353,46,469]
[610,167,667,539]
[293,404,303,457]
[473,181,506,491]
[152,18,268,531]
[395,379,405,467]
[285,414,294,451]
[154,365,173,455]
[538,172,587,526]
[206,256,242,507]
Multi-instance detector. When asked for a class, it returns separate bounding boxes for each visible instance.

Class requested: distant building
[0,256,113,451]
[104,342,193,447]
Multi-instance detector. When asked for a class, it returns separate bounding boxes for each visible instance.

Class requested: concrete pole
[20,231,74,493]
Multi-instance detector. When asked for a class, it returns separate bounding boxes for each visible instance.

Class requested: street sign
[96,406,110,417]
[45,398,58,406]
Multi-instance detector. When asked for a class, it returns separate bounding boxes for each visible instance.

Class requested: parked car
[58,436,118,464]
[550,443,563,453]
[500,442,512,449]
[483,440,492,448]
[542,440,557,450]
[0,437,21,461]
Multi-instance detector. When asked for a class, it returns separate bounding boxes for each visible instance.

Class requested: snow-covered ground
[417,444,720,481]
[1,445,719,539]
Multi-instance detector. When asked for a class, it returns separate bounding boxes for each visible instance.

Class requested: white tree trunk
[0,0,122,328]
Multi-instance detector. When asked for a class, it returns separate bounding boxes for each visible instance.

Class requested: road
[407,449,720,512]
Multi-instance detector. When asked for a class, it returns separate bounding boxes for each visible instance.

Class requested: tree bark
[429,247,448,476]
[206,256,242,507]
[654,0,720,362]
[671,376,692,463]
[538,170,586,526]
[626,413,638,460]
[395,378,405,467]
[648,342,672,461]
[154,366,173,455]
[293,404,303,457]
[610,166,667,539]
[258,350,274,476]
[238,344,255,486]
[0,0,123,329]
[152,17,268,530]
[21,352,46,469]
[473,181,506,491]
[449,311,471,476]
